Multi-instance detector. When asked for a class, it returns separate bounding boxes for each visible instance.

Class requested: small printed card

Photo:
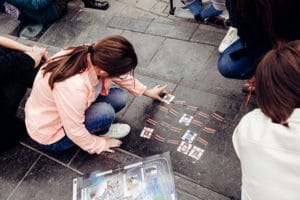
[177,141,192,155]
[188,146,205,160]
[162,94,175,104]
[179,113,193,126]
[182,130,197,144]
[140,127,154,139]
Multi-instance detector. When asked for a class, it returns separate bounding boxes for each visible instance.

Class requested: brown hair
[255,40,300,125]
[43,35,138,89]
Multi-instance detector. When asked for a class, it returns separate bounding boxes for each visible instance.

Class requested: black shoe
[83,0,109,10]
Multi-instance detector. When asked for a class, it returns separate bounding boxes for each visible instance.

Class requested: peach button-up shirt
[25,51,146,154]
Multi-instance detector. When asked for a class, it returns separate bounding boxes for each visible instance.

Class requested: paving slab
[100,0,127,15]
[145,21,198,40]
[186,49,245,100]
[40,10,122,47]
[119,5,157,19]
[146,38,214,80]
[108,16,152,32]
[9,156,79,200]
[0,14,19,35]
[174,176,230,200]
[191,24,227,46]
[21,139,80,164]
[38,8,84,48]
[121,84,242,198]
[150,1,169,16]
[70,149,138,173]
[136,0,158,11]
[0,1,247,199]
[122,30,165,68]
[153,16,198,27]
[0,145,40,200]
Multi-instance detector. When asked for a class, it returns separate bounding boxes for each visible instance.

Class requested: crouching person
[0,36,47,152]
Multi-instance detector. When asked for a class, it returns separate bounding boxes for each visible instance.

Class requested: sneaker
[83,0,109,10]
[218,27,239,53]
[103,123,131,139]
[19,23,43,39]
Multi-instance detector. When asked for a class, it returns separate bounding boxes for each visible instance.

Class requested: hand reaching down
[143,84,168,102]
[101,137,122,153]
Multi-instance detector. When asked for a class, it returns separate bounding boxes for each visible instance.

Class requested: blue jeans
[217,39,257,80]
[186,0,203,20]
[201,4,223,19]
[42,88,128,151]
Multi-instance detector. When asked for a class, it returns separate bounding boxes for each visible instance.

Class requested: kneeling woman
[25,35,167,154]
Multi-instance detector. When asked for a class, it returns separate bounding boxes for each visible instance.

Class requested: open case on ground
[73,152,177,200]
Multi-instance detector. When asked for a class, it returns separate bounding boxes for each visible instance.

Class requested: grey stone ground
[0,0,257,199]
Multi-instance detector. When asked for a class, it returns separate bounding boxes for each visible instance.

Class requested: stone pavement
[0,0,257,199]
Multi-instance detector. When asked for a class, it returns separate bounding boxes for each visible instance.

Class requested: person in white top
[232,40,300,200]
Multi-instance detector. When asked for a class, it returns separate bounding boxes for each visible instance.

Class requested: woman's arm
[143,85,168,101]
[112,74,168,101]
[0,36,32,52]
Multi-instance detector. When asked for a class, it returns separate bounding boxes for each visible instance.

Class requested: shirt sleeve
[232,121,241,159]
[111,74,147,96]
[52,82,106,154]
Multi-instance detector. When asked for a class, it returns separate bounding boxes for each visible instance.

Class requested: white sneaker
[103,123,131,139]
[219,9,229,21]
[218,27,239,53]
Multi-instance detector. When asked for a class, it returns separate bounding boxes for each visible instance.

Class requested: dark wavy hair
[255,40,300,125]
[43,35,138,89]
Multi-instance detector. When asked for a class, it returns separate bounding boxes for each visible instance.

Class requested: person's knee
[93,103,115,121]
[217,54,235,78]
[85,102,115,130]
[112,88,128,111]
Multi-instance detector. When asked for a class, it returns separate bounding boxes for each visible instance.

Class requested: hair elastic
[88,45,94,54]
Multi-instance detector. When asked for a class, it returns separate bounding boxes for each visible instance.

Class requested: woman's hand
[101,137,122,153]
[143,84,168,102]
[25,46,48,67]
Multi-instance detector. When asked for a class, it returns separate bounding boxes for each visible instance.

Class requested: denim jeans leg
[41,88,127,152]
[84,102,116,133]
[94,88,128,113]
[40,103,115,152]
[218,39,256,80]
[186,0,203,17]
[85,88,127,133]
[201,4,223,19]
[41,134,75,152]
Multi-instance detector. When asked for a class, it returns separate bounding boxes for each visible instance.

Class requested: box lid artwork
[73,152,177,200]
